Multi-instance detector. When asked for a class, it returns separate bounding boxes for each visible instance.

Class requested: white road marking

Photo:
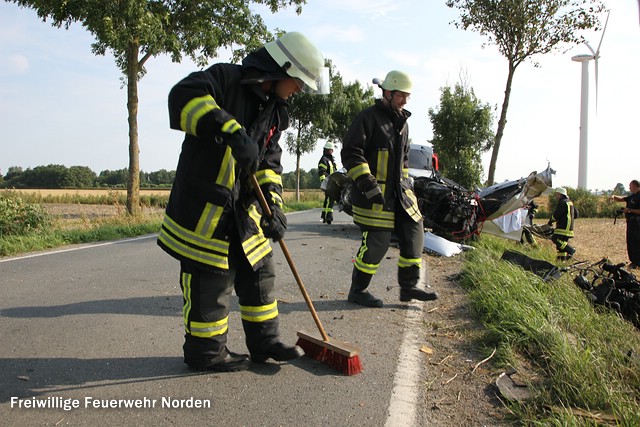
[0,235,156,263]
[385,260,428,427]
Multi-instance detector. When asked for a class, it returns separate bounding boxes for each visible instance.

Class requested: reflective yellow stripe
[190,318,229,338]
[347,163,371,181]
[243,235,272,267]
[377,150,388,183]
[355,232,379,274]
[353,206,395,229]
[405,189,423,222]
[221,119,241,134]
[180,95,219,136]
[215,147,235,189]
[158,215,229,269]
[240,300,278,322]
[398,256,421,268]
[269,191,284,209]
[195,202,223,237]
[242,205,272,267]
[256,169,283,187]
[181,272,192,331]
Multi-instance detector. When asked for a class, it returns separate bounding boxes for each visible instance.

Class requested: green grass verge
[0,217,163,257]
[461,236,640,425]
[0,197,322,257]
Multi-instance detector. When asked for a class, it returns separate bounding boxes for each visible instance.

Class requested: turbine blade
[585,42,596,56]
[596,10,610,57]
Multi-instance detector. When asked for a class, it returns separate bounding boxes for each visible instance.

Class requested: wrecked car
[324,144,555,242]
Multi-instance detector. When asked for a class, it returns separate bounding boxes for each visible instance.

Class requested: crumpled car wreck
[324,144,555,242]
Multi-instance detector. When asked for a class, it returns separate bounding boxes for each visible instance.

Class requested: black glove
[357,174,385,205]
[368,192,385,205]
[226,128,258,172]
[261,205,287,241]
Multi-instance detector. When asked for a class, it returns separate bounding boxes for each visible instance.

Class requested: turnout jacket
[551,196,577,237]
[317,152,337,181]
[341,99,422,230]
[157,63,287,272]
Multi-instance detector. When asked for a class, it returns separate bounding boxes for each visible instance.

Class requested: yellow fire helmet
[264,32,327,93]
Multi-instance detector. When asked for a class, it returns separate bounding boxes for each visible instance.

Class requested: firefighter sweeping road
[0,209,437,426]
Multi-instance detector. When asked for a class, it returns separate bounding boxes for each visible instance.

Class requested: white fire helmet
[264,32,329,94]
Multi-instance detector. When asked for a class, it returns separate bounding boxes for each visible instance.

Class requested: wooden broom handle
[250,175,329,341]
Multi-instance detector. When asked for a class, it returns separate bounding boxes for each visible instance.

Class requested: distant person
[611,179,640,269]
[341,70,438,307]
[548,187,578,260]
[157,32,325,372]
[318,141,338,224]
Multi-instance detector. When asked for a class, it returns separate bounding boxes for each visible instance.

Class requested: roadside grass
[461,236,640,425]
[0,191,322,257]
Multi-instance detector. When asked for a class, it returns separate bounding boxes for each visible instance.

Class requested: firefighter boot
[348,269,383,308]
[399,287,439,302]
[244,319,304,363]
[325,211,333,225]
[183,335,250,372]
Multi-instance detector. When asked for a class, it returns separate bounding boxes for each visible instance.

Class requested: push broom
[251,175,362,375]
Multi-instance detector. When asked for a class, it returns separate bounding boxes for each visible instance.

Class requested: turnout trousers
[627,217,640,266]
[179,229,281,367]
[551,234,575,258]
[321,194,335,222]
[351,207,424,292]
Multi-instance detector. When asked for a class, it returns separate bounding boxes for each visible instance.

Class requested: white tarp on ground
[423,232,474,257]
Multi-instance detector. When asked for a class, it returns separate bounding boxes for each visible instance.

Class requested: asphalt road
[0,209,432,426]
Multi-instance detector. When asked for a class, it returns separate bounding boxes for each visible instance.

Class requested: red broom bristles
[296,337,363,376]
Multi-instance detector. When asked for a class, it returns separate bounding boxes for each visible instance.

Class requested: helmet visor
[300,67,330,95]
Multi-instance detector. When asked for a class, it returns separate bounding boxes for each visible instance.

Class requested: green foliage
[428,82,493,189]
[446,0,607,185]
[8,0,306,214]
[613,183,626,195]
[322,66,375,145]
[281,169,322,191]
[0,191,51,238]
[285,63,374,192]
[0,164,97,189]
[546,187,617,219]
[461,235,640,424]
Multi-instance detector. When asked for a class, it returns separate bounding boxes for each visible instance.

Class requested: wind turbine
[571,11,609,190]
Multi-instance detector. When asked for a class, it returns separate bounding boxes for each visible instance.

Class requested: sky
[0,1,638,191]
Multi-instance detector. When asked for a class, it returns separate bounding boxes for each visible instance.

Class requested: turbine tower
[571,11,609,190]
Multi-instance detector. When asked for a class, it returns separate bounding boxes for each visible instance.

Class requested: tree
[428,81,494,189]
[446,0,606,185]
[285,70,332,201]
[323,71,375,146]
[65,166,97,188]
[613,182,626,195]
[9,0,305,214]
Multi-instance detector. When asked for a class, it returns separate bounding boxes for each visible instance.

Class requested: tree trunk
[295,126,301,202]
[126,40,141,215]
[487,61,517,186]
[295,153,301,203]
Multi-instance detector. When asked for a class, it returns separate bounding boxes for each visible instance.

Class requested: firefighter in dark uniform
[157,32,326,371]
[548,187,578,260]
[341,70,438,308]
[318,141,337,224]
[612,179,640,269]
